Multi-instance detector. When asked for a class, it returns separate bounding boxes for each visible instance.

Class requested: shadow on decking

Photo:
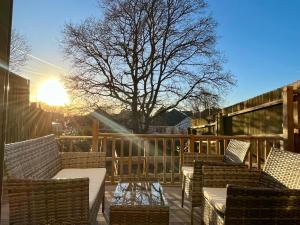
[97,185,200,225]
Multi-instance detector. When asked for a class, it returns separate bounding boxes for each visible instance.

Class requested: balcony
[0,133,293,225]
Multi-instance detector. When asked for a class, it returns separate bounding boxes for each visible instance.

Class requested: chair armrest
[60,152,106,168]
[259,171,287,189]
[7,178,89,224]
[201,166,261,188]
[225,185,300,224]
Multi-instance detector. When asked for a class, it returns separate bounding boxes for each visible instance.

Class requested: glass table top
[111,181,168,207]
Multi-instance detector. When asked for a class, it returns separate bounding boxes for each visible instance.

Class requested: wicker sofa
[181,139,250,224]
[4,134,106,225]
[200,147,300,225]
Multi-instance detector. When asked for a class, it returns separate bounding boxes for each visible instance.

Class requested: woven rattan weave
[201,147,300,225]
[181,139,250,224]
[4,134,106,225]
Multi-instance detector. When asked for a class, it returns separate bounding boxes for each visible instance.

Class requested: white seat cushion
[52,168,106,208]
[203,187,227,214]
[182,166,194,178]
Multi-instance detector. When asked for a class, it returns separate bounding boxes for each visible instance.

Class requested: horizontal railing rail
[58,134,284,184]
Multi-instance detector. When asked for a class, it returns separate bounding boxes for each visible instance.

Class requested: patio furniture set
[4,135,300,225]
[182,139,300,225]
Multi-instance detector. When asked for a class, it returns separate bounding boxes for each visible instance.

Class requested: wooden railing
[58,134,284,184]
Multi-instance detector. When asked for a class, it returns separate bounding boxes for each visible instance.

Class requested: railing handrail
[58,133,284,140]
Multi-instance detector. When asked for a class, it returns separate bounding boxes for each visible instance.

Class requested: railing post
[296,88,300,152]
[189,134,195,153]
[217,112,224,135]
[207,138,211,154]
[92,119,99,152]
[282,86,294,151]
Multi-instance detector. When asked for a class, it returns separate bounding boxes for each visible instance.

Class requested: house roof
[151,109,190,126]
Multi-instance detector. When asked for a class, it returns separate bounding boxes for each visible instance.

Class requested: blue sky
[12,0,300,105]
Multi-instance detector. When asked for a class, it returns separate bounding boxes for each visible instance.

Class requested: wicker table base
[110,181,169,225]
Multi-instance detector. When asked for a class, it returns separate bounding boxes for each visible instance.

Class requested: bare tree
[188,90,220,113]
[63,0,235,133]
[9,29,31,72]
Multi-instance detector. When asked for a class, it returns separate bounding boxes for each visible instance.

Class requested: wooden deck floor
[97,185,200,225]
[1,185,200,225]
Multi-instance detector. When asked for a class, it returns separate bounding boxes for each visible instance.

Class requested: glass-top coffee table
[110,181,169,225]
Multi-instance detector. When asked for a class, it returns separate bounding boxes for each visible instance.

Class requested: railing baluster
[179,138,184,178]
[216,140,220,155]
[137,140,141,178]
[69,140,73,152]
[120,138,124,177]
[128,139,132,177]
[256,139,261,170]
[111,138,116,184]
[223,140,226,153]
[144,139,149,178]
[248,141,253,169]
[163,138,167,183]
[171,138,175,184]
[264,139,268,164]
[103,136,107,153]
[154,139,158,179]
[199,140,202,153]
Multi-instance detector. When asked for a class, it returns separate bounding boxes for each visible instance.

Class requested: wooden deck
[97,185,200,225]
[1,185,200,225]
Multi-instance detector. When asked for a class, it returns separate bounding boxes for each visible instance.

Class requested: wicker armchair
[4,134,106,225]
[181,139,250,224]
[200,147,300,225]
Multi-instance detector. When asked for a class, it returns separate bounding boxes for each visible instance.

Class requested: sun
[37,79,69,106]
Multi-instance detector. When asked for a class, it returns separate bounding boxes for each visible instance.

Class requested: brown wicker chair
[181,139,250,224]
[4,134,106,225]
[200,147,300,225]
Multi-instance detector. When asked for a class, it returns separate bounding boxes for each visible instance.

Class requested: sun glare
[37,79,69,106]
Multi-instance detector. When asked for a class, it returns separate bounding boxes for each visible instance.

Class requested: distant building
[149,109,192,134]
[2,72,30,143]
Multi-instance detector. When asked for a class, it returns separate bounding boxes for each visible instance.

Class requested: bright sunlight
[37,79,69,106]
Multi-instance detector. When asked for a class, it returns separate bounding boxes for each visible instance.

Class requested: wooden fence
[58,133,283,184]
[192,80,300,152]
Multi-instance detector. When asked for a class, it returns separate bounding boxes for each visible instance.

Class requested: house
[149,109,192,134]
